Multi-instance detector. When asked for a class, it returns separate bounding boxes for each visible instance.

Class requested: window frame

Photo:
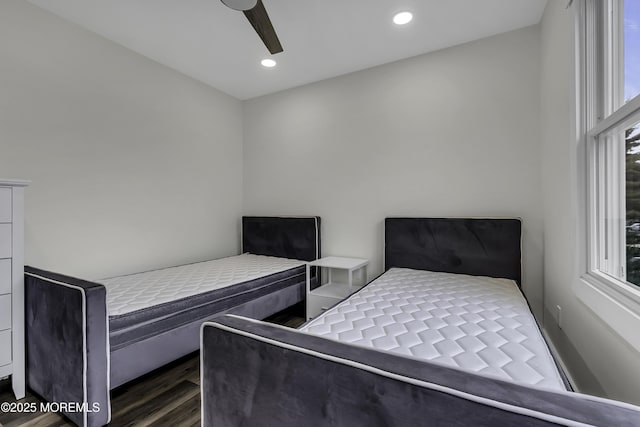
[579,0,640,321]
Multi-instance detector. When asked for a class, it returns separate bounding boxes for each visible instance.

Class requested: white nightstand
[306,256,369,320]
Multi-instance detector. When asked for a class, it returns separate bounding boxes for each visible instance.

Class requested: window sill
[575,272,640,352]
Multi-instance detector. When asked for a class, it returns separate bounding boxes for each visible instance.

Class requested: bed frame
[24,216,320,427]
[200,217,640,426]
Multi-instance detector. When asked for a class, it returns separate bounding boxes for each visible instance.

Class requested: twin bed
[24,216,321,427]
[201,218,640,426]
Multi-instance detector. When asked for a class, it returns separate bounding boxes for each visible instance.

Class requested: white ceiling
[28,0,548,100]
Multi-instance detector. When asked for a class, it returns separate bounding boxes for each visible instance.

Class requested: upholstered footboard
[201,315,640,427]
[25,267,110,427]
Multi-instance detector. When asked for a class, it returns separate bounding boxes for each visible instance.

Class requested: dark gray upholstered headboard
[242,216,321,262]
[384,218,522,285]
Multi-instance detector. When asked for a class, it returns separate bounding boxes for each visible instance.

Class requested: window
[584,0,640,294]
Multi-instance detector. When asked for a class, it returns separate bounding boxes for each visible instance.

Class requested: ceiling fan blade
[243,0,283,54]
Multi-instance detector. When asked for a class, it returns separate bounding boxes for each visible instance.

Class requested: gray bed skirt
[110,282,304,388]
[201,315,640,427]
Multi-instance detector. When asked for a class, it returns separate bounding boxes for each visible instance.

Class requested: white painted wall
[243,26,545,316]
[3,0,638,407]
[0,0,243,279]
[540,1,640,404]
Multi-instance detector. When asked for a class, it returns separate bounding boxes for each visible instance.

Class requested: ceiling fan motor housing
[221,0,258,11]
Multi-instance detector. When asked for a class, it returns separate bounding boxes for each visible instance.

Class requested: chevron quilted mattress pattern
[300,267,565,390]
[100,254,305,316]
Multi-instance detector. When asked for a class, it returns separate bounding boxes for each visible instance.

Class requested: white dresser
[0,179,28,399]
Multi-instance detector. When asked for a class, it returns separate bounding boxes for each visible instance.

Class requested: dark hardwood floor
[0,304,305,427]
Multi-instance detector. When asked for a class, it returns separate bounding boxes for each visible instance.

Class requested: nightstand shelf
[306,256,368,320]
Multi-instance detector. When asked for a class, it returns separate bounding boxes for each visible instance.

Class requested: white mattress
[99,254,305,317]
[300,268,565,391]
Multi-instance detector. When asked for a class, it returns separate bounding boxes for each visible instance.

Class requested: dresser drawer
[0,259,9,295]
[0,224,11,259]
[0,329,11,366]
[0,188,10,223]
[0,294,10,331]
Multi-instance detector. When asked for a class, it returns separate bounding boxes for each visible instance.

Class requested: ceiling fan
[220,0,283,54]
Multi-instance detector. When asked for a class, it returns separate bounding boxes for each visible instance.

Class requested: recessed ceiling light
[261,59,277,68]
[393,11,413,25]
